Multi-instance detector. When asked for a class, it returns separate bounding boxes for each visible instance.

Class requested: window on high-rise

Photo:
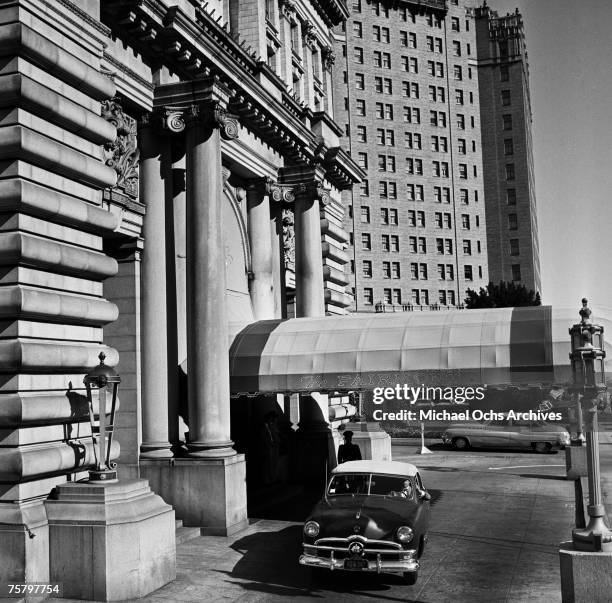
[507,188,517,205]
[503,114,513,130]
[363,288,373,304]
[382,261,391,279]
[460,188,468,204]
[464,265,473,281]
[504,139,514,155]
[451,17,460,32]
[359,180,369,196]
[357,152,368,169]
[454,65,463,81]
[501,90,511,106]
[500,66,509,82]
[455,89,464,105]
[458,164,467,179]
[360,206,370,223]
[509,239,520,255]
[458,139,466,154]
[511,264,521,281]
[461,214,470,230]
[356,125,367,142]
[508,213,518,230]
[353,22,363,38]
[361,234,371,251]
[352,0,362,12]
[456,114,465,129]
[463,240,472,255]
[354,47,364,63]
[391,235,400,252]
[355,73,365,90]
[362,260,372,277]
[506,163,515,180]
[452,41,461,56]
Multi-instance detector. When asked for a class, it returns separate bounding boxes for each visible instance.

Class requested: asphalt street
[138,442,599,603]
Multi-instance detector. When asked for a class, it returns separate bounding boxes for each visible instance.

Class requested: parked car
[442,417,570,452]
[299,460,431,585]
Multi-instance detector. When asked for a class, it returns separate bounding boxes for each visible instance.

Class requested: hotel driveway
[137,441,611,603]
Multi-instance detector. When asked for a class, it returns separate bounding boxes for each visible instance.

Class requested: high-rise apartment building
[334,0,489,312]
[475,6,541,294]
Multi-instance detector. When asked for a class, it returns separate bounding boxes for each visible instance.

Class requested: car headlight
[304,521,320,538]
[396,526,413,543]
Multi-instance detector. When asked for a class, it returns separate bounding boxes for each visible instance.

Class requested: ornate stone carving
[282,207,295,268]
[280,0,296,19]
[102,99,139,198]
[322,46,335,71]
[302,22,317,50]
[161,107,186,133]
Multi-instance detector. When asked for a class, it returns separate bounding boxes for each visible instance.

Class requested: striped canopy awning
[228,306,612,395]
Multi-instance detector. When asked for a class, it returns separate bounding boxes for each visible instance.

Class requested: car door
[509,418,532,448]
[478,419,511,447]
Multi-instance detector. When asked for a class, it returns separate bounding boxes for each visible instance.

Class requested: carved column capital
[294,181,331,206]
[247,178,295,204]
[157,101,239,140]
[159,106,187,133]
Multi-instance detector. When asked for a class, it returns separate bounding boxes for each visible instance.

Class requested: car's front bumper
[299,553,419,574]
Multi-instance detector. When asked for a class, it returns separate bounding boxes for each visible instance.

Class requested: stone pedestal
[343,422,392,462]
[45,480,175,602]
[566,445,588,480]
[0,500,49,586]
[140,455,248,536]
[559,541,612,602]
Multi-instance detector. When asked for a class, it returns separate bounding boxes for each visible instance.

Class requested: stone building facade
[334,0,490,312]
[0,0,361,589]
[474,5,541,294]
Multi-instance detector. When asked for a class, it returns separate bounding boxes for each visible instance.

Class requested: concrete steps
[175,519,201,545]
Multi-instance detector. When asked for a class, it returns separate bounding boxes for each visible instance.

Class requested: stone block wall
[0,0,120,583]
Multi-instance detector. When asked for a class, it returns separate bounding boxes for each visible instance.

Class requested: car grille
[312,536,403,560]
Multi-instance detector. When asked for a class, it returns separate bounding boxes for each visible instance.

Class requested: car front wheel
[453,437,470,450]
[533,441,551,454]
[403,571,418,585]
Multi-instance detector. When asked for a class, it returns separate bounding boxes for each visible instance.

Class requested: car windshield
[327,473,414,499]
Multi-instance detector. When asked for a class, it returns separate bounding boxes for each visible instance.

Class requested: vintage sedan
[299,460,431,585]
[442,417,570,452]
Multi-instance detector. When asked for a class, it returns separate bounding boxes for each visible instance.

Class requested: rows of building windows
[357,260,483,283]
[350,97,478,131]
[352,231,480,253]
[361,286,464,307]
[357,179,480,205]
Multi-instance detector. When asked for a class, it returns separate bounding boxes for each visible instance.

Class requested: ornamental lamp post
[568,299,612,552]
[84,352,121,482]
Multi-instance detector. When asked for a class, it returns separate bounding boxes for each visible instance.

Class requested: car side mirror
[419,490,431,502]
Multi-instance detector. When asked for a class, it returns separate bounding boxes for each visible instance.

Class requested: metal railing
[375,302,465,313]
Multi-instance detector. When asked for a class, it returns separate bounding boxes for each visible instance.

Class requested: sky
[477,0,612,312]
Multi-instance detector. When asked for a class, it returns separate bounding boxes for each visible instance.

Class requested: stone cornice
[102,0,324,165]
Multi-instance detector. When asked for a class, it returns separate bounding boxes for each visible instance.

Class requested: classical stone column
[294,184,327,317]
[247,180,293,320]
[139,117,173,459]
[184,101,239,457]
